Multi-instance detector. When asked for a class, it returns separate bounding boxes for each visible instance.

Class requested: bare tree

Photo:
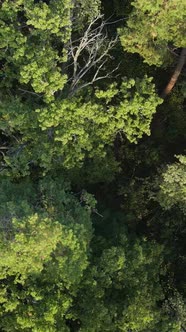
[66,15,118,96]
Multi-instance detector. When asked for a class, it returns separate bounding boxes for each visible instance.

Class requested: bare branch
[65,15,118,96]
[70,62,120,96]
[18,88,42,98]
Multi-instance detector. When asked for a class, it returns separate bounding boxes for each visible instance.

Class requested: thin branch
[18,88,42,98]
[65,15,118,95]
[70,62,120,96]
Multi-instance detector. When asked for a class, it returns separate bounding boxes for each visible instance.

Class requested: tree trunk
[161,48,186,99]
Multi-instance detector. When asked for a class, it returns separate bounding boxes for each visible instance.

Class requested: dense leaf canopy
[0,0,185,331]
[119,0,186,66]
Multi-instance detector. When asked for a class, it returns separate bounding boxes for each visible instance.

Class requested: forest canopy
[0,0,185,331]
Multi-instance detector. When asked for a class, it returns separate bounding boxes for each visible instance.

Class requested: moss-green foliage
[0,176,92,331]
[0,0,73,101]
[70,215,179,332]
[73,0,100,29]
[158,155,186,214]
[0,0,101,102]
[164,291,186,331]
[0,0,185,330]
[0,175,182,331]
[0,76,162,175]
[0,0,162,176]
[119,0,186,66]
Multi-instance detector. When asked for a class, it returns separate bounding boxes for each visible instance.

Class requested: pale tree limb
[66,15,118,96]
[70,61,120,95]
[161,48,186,99]
[18,88,42,98]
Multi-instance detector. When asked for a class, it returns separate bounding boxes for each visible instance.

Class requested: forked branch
[67,15,118,95]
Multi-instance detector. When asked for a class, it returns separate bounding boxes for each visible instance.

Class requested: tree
[68,14,118,96]
[157,155,186,215]
[0,0,103,102]
[0,175,93,331]
[119,0,186,66]
[0,76,162,175]
[0,0,163,177]
[164,291,186,332]
[70,218,180,332]
[0,174,181,331]
[0,1,185,331]
[0,0,72,102]
[161,48,186,98]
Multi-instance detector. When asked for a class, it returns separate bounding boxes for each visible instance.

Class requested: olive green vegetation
[119,0,186,66]
[0,0,185,331]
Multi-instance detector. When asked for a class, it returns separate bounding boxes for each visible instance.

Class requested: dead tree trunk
[161,48,186,99]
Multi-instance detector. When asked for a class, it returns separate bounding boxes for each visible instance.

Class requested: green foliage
[163,89,186,142]
[112,76,163,142]
[0,0,72,101]
[158,155,186,214]
[74,0,101,28]
[0,176,92,331]
[119,0,186,66]
[0,0,101,102]
[70,218,178,332]
[0,76,161,175]
[0,1,185,331]
[0,175,180,332]
[164,291,186,331]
